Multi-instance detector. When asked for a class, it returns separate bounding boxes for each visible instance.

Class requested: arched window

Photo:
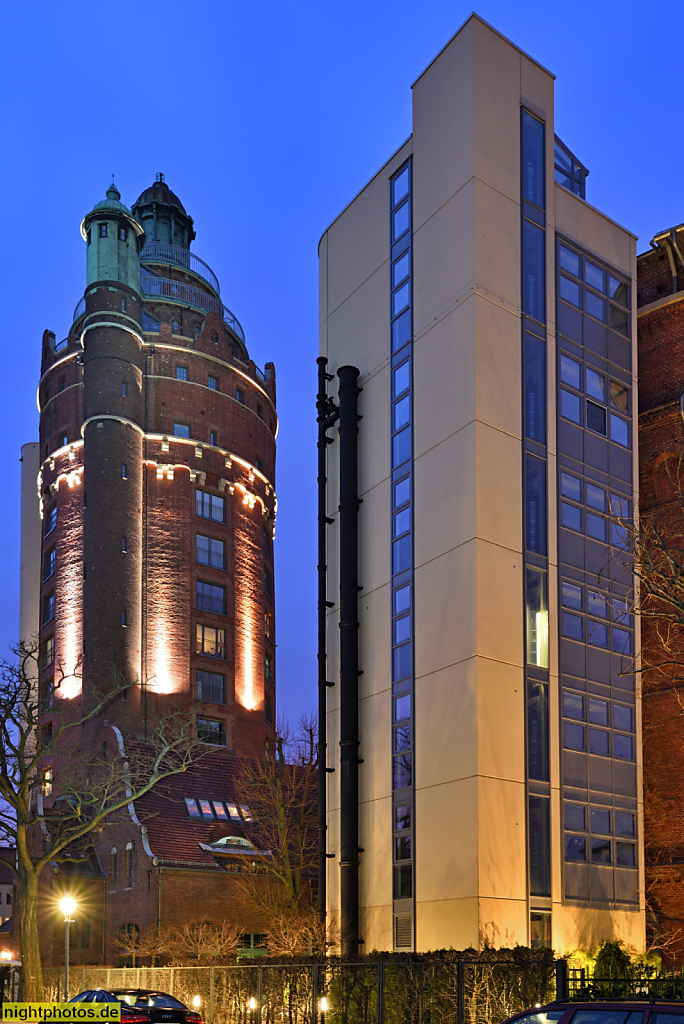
[117,922,140,968]
[125,842,134,888]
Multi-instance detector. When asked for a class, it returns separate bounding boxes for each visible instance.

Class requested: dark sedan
[502,1002,684,1024]
[70,990,202,1024]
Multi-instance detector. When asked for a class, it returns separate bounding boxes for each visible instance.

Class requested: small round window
[172,320,179,332]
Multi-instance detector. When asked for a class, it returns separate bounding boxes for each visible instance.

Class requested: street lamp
[318,996,328,1024]
[58,892,76,999]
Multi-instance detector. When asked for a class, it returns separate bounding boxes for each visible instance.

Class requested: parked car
[502,1002,684,1024]
[69,989,202,1024]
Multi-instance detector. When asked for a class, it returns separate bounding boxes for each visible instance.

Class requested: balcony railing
[140,241,220,295]
[140,269,245,344]
[71,267,246,348]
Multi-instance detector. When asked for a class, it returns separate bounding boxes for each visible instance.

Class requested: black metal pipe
[316,356,332,926]
[337,364,361,956]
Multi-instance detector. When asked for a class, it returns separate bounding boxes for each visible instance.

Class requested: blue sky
[1,0,682,725]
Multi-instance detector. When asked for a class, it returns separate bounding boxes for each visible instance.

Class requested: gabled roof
[124,746,258,869]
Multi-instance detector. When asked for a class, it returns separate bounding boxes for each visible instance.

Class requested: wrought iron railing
[141,240,221,295]
[140,269,245,344]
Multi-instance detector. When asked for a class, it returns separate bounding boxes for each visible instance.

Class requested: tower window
[236,388,245,404]
[196,624,226,659]
[197,718,226,746]
[173,422,191,438]
[121,610,127,627]
[58,376,66,392]
[172,320,180,332]
[42,593,55,625]
[255,457,263,473]
[121,297,126,311]
[208,375,218,391]
[99,223,108,238]
[210,431,218,446]
[119,227,127,242]
[44,505,57,536]
[43,548,56,581]
[122,382,128,397]
[121,536,127,552]
[196,669,225,704]
[176,365,188,381]
[122,464,127,479]
[257,404,264,419]
[59,433,67,448]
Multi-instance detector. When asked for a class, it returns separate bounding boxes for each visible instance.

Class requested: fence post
[170,967,175,997]
[257,966,263,1023]
[312,963,320,1024]
[555,960,569,1002]
[457,962,464,1024]
[106,969,111,990]
[377,962,384,1024]
[210,967,215,1024]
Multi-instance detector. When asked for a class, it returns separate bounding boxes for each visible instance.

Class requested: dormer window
[99,223,108,238]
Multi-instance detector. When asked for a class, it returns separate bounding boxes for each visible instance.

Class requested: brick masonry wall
[638,255,684,959]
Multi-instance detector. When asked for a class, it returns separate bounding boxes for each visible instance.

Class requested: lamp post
[58,892,76,1000]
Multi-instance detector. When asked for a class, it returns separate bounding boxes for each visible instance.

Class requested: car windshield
[117,994,187,1010]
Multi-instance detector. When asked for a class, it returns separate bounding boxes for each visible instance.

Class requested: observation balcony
[72,270,245,346]
[140,241,220,296]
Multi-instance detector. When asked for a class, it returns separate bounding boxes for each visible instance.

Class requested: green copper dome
[89,183,133,217]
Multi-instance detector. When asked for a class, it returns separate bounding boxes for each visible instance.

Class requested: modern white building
[319,15,643,955]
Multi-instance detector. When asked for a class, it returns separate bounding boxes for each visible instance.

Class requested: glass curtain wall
[521,108,552,947]
[389,160,415,951]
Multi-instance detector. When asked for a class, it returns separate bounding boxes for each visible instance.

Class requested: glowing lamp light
[192,997,200,1009]
[0,949,11,961]
[59,892,76,918]
[248,997,257,1011]
[319,997,328,1013]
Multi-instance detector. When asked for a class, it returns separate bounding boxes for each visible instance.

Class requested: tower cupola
[131,173,196,250]
[81,184,145,292]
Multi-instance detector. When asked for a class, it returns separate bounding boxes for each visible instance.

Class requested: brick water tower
[21,175,277,756]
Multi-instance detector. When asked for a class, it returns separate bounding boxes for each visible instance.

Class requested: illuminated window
[197,718,226,746]
[175,366,188,381]
[525,567,549,668]
[208,375,218,390]
[196,624,226,659]
[41,767,52,797]
[196,534,225,569]
[196,669,225,704]
[173,422,191,438]
[225,802,240,821]
[264,611,274,642]
[196,491,225,523]
[42,593,55,625]
[236,387,245,404]
[240,805,254,822]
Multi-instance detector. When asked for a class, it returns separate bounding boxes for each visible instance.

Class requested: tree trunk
[17,862,44,1001]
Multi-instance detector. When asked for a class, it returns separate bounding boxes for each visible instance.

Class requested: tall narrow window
[525,568,549,669]
[528,795,551,897]
[523,220,545,323]
[525,456,547,555]
[522,110,545,208]
[524,334,546,443]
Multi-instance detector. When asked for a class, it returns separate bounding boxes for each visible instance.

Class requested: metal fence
[567,964,684,1001]
[43,958,558,1024]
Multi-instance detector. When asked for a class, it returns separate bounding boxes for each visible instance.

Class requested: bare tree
[0,640,202,1000]
[230,716,321,952]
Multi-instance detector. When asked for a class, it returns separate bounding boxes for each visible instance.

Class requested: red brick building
[20,177,278,965]
[637,224,684,959]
